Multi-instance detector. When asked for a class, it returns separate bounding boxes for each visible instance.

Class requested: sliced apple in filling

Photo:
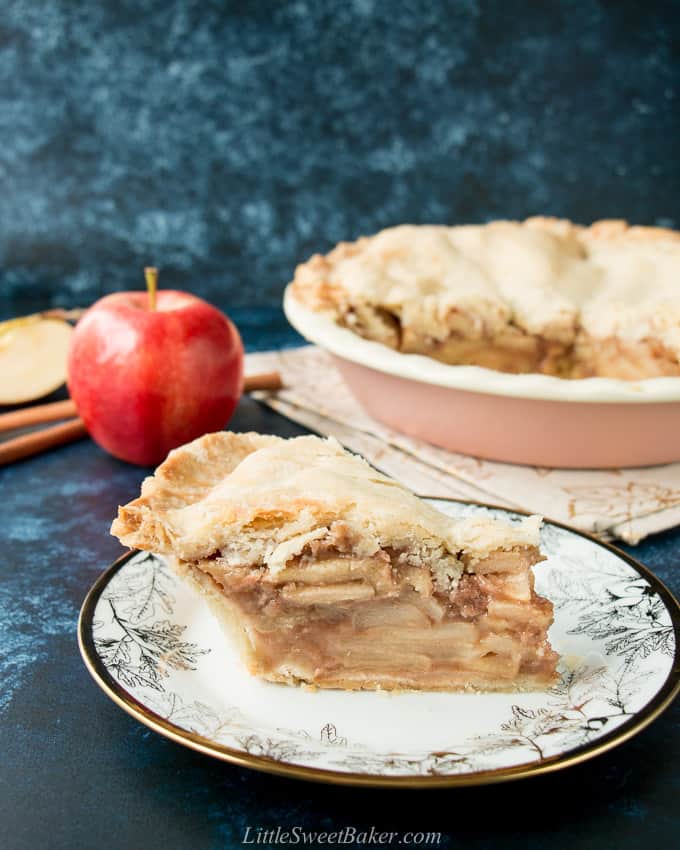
[111,431,558,691]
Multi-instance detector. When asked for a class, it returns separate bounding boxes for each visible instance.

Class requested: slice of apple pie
[111,432,558,691]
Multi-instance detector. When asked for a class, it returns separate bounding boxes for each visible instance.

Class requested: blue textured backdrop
[1,0,678,319]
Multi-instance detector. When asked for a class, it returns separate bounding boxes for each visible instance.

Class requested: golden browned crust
[525,216,680,243]
[289,217,680,378]
[292,217,680,309]
[111,431,282,552]
[111,432,543,563]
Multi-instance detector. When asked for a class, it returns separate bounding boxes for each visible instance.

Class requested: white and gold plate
[78,500,680,787]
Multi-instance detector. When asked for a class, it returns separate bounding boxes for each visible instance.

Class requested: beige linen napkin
[245,346,680,544]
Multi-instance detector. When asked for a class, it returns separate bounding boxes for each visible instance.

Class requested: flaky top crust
[111,432,541,571]
[290,217,680,353]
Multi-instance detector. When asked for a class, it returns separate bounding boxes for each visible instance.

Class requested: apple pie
[111,431,558,691]
[290,217,680,380]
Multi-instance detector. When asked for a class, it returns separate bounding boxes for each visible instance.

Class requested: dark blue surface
[0,314,679,850]
[0,0,678,319]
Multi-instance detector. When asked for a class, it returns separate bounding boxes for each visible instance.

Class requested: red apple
[67,288,243,465]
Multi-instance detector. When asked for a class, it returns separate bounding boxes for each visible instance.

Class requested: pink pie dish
[283,287,680,469]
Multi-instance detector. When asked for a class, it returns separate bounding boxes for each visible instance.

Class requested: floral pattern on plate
[82,501,679,782]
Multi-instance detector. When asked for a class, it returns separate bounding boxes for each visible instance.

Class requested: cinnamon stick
[0,399,78,433]
[242,371,283,393]
[0,419,88,466]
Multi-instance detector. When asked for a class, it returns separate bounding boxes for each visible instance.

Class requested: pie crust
[111,432,558,692]
[290,218,680,379]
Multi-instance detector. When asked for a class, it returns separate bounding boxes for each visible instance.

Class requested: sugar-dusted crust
[290,218,680,377]
[112,431,542,573]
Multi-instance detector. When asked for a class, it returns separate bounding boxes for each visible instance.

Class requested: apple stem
[145,267,158,311]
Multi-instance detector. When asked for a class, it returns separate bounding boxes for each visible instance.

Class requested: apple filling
[172,529,558,691]
[341,304,572,377]
[400,329,571,377]
[337,303,680,380]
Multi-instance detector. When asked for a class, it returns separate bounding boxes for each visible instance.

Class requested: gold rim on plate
[78,500,680,788]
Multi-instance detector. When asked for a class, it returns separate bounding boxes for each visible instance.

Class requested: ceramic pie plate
[283,288,680,468]
[78,499,680,788]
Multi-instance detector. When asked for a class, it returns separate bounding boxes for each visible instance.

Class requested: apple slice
[0,316,74,404]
